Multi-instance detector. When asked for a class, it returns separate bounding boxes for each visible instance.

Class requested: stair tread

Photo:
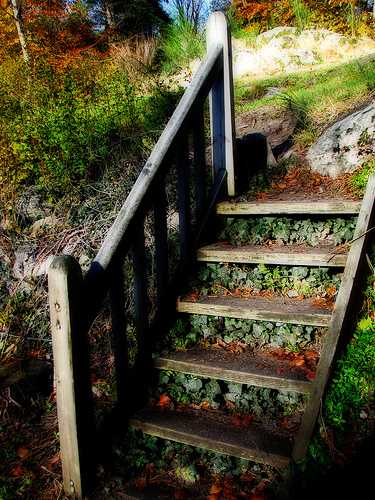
[216,200,361,215]
[197,242,347,266]
[156,347,313,393]
[177,295,332,326]
[130,407,293,467]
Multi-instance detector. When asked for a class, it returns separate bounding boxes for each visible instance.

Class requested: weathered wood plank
[216,200,362,215]
[133,224,149,369]
[177,295,332,327]
[293,174,375,460]
[155,348,312,394]
[153,184,169,312]
[207,12,236,196]
[193,108,207,222]
[177,136,191,264]
[130,408,291,468]
[49,256,92,499]
[197,243,347,267]
[109,263,128,407]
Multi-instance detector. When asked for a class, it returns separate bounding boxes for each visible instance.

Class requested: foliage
[324,274,375,429]
[350,159,375,197]
[290,0,312,32]
[233,0,373,35]
[154,370,305,415]
[219,216,356,247]
[0,56,178,200]
[164,314,321,351]
[160,12,204,73]
[194,262,341,298]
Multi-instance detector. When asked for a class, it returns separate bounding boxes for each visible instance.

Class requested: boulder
[307,104,375,177]
[30,215,59,237]
[236,106,297,155]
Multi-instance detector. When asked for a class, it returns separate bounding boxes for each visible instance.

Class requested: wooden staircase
[47,12,375,499]
[130,192,375,468]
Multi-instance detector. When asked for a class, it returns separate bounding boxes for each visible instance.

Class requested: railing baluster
[193,107,207,222]
[133,222,149,369]
[109,263,128,407]
[177,136,191,264]
[154,183,169,312]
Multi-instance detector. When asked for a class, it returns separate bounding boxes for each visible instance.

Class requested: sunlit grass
[235,58,375,140]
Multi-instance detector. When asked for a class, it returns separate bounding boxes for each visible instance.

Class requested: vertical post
[206,11,236,196]
[109,262,128,408]
[48,256,93,499]
[154,183,169,312]
[177,135,191,264]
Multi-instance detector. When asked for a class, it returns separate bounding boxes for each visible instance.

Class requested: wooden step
[177,295,331,327]
[156,347,313,394]
[197,243,347,267]
[216,200,361,216]
[130,408,292,467]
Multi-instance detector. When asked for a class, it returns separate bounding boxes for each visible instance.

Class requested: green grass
[160,15,204,73]
[235,58,375,145]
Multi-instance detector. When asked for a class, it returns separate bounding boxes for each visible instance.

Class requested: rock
[15,190,51,226]
[257,26,297,44]
[307,104,375,177]
[30,216,58,237]
[13,246,54,280]
[236,106,297,154]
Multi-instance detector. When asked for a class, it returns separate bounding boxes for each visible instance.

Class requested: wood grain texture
[293,175,375,460]
[48,256,84,499]
[207,12,236,196]
[216,200,362,215]
[130,408,292,468]
[197,243,347,267]
[177,295,332,327]
[155,348,313,393]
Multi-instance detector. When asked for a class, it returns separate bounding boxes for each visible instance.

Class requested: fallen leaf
[231,414,254,428]
[209,483,222,495]
[157,394,171,409]
[17,446,29,459]
[10,464,25,477]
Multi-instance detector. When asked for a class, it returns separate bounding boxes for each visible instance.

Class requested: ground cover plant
[192,262,341,299]
[163,314,323,352]
[219,216,356,246]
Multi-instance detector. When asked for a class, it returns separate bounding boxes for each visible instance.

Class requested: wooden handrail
[93,45,222,272]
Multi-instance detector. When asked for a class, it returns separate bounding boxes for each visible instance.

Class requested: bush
[0,56,178,201]
[160,14,204,73]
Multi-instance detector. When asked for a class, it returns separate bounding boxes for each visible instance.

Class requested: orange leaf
[210,483,222,495]
[17,446,29,459]
[157,394,171,409]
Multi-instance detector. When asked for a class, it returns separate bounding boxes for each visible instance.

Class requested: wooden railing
[48,12,236,499]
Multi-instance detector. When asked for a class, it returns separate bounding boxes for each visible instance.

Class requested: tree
[166,0,206,29]
[88,0,168,34]
[2,0,29,62]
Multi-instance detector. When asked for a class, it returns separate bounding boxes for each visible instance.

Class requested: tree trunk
[104,0,115,28]
[9,0,29,62]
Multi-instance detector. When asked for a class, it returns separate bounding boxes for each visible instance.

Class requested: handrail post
[206,11,236,196]
[48,256,93,499]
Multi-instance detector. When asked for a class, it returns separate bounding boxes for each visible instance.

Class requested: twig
[327,225,375,263]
